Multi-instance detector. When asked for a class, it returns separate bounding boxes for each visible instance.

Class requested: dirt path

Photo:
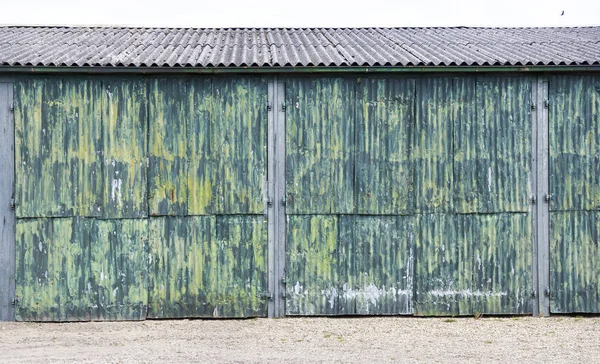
[1,317,598,363]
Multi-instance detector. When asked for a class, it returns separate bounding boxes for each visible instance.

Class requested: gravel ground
[0,316,599,363]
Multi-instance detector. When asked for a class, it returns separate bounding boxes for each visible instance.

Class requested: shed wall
[7,73,600,320]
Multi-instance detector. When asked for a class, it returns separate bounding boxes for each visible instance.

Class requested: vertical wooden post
[0,82,15,321]
[275,81,287,317]
[534,77,550,316]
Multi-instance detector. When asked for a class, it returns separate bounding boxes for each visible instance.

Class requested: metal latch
[267,198,273,207]
[545,194,551,203]
[531,103,536,111]
[267,102,272,112]
[281,102,286,111]
[10,297,18,306]
[10,198,15,210]
[544,287,551,298]
[530,195,536,205]
[10,103,14,112]
[263,292,273,301]
[544,99,549,109]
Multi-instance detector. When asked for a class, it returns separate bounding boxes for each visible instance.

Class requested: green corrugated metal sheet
[355,78,415,214]
[414,213,532,316]
[286,215,415,316]
[15,77,147,219]
[549,75,600,211]
[550,211,600,313]
[337,215,414,315]
[459,77,532,213]
[149,77,267,216]
[285,78,356,214]
[286,215,340,315]
[16,218,148,321]
[414,78,454,213]
[212,78,268,214]
[148,215,267,318]
[549,75,600,313]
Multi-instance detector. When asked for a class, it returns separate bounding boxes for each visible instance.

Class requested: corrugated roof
[0,26,599,68]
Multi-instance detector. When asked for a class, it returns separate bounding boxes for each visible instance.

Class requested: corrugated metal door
[14,78,149,321]
[146,77,269,318]
[13,76,269,320]
[283,76,534,316]
[549,75,600,313]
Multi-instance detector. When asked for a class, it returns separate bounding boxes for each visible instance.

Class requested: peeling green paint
[148,216,268,318]
[15,218,148,321]
[15,77,147,219]
[102,79,148,218]
[286,215,414,315]
[550,211,600,313]
[149,77,267,215]
[414,213,532,316]
[356,78,415,214]
[147,216,218,318]
[286,215,339,315]
[455,77,532,213]
[550,75,600,211]
[285,78,355,214]
[414,78,454,213]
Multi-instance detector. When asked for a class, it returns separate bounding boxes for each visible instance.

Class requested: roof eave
[1,65,600,74]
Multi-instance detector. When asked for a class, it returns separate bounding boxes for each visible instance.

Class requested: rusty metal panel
[102,79,148,218]
[15,218,148,321]
[212,78,268,214]
[355,78,415,214]
[549,75,600,211]
[338,215,414,315]
[285,78,355,214]
[550,212,600,313]
[414,78,454,213]
[455,77,532,213]
[148,216,218,318]
[215,215,268,317]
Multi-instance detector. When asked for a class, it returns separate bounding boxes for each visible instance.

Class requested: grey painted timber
[536,78,550,316]
[0,82,14,321]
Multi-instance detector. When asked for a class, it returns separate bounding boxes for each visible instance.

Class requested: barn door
[0,82,15,321]
[281,76,536,317]
[548,75,600,313]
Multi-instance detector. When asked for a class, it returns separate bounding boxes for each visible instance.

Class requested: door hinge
[544,287,551,298]
[10,198,15,210]
[530,194,536,205]
[545,193,551,203]
[266,197,273,207]
[531,103,536,111]
[544,99,549,109]
[267,102,272,112]
[281,102,286,111]
[10,103,14,112]
[10,297,18,306]
[263,292,273,301]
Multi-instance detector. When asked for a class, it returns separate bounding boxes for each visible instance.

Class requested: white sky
[1,0,599,28]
